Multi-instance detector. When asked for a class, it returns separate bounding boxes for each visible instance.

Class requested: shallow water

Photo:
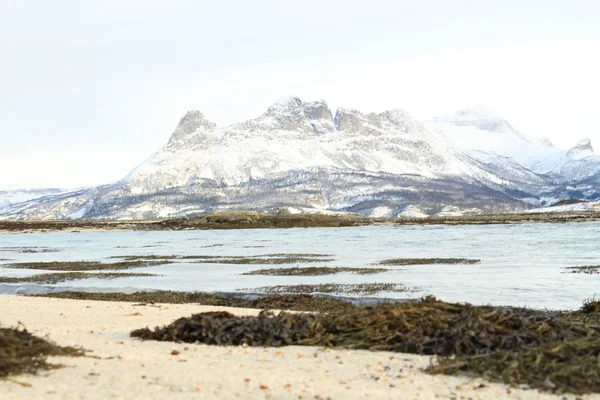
[1,222,599,310]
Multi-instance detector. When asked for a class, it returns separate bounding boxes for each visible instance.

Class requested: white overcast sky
[1,0,599,189]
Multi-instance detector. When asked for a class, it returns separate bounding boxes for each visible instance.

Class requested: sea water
[0,222,599,310]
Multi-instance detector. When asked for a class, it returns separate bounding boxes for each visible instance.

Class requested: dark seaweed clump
[378,258,480,266]
[579,298,600,314]
[0,325,84,377]
[133,310,317,347]
[132,296,600,394]
[241,266,390,276]
[563,265,600,274]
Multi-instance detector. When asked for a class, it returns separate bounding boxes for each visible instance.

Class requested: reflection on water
[0,222,599,310]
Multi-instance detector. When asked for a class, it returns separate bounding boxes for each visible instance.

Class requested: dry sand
[0,295,597,400]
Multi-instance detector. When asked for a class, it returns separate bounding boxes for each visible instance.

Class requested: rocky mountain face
[2,98,599,220]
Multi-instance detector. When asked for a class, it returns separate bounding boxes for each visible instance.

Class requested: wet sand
[0,295,597,399]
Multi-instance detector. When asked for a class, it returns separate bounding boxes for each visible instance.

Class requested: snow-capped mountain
[1,98,598,220]
[124,97,465,194]
[428,106,600,197]
[427,106,560,168]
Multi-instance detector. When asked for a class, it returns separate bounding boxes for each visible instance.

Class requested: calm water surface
[1,222,599,310]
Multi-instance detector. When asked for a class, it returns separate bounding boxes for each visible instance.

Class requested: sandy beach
[0,295,597,400]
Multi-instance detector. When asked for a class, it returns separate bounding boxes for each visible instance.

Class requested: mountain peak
[176,110,217,131]
[567,138,594,159]
[165,110,217,150]
[259,96,334,134]
[266,96,303,112]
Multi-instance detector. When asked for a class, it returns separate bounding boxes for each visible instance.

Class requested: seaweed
[5,260,168,271]
[0,325,84,377]
[0,272,156,285]
[582,300,600,313]
[194,256,334,265]
[110,255,177,261]
[244,283,418,295]
[0,247,60,254]
[109,253,334,265]
[132,310,316,347]
[30,291,355,313]
[131,296,600,394]
[377,258,480,266]
[563,265,600,274]
[242,266,390,276]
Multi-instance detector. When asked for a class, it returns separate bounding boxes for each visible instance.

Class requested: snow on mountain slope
[427,106,560,168]
[530,138,600,183]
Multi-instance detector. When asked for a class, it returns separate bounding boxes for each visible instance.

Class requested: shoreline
[1,295,596,400]
[1,210,600,233]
